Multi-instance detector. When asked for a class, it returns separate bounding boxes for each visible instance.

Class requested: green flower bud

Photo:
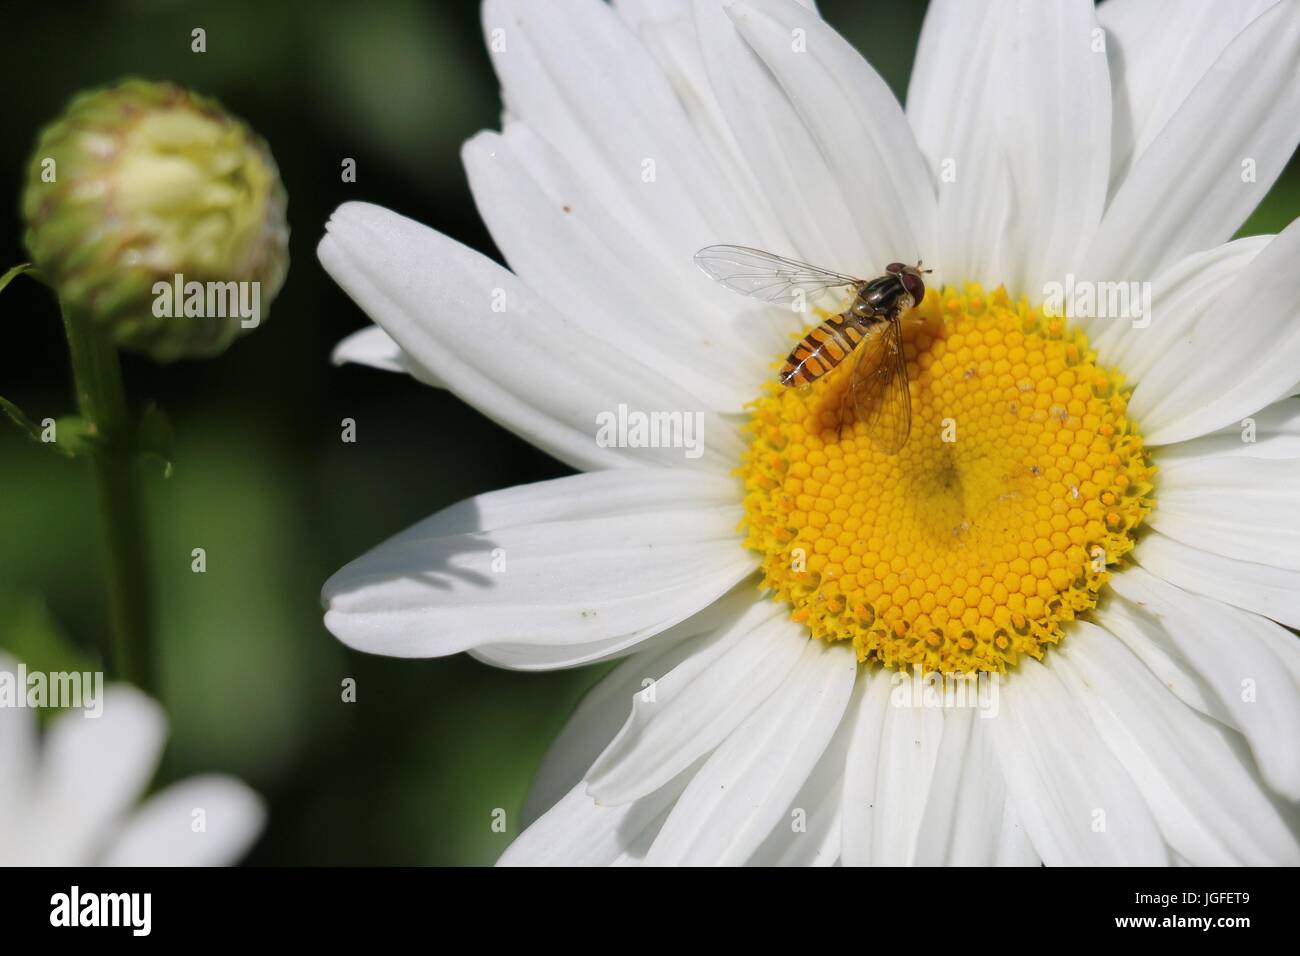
[22,79,289,362]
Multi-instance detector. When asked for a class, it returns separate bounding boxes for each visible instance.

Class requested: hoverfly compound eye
[901,272,925,303]
[885,261,906,274]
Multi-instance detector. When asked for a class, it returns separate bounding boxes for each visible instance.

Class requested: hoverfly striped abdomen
[779,311,874,387]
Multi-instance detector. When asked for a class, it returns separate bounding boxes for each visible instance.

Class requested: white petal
[905,0,1013,290]
[993,801,1041,866]
[318,202,742,472]
[101,776,265,867]
[1131,219,1300,444]
[722,0,936,274]
[842,671,1016,866]
[1092,590,1228,724]
[906,0,991,172]
[748,668,855,868]
[24,686,166,866]
[633,5,855,357]
[989,657,1168,865]
[1085,234,1269,371]
[989,0,1111,299]
[1106,566,1300,799]
[463,124,767,411]
[838,665,893,866]
[692,0,866,271]
[614,0,691,30]
[913,703,1011,866]
[482,0,763,271]
[1099,0,1281,190]
[468,589,738,672]
[1150,454,1300,570]
[644,639,857,865]
[1055,622,1298,865]
[842,671,1017,867]
[616,0,818,24]
[867,676,946,865]
[470,578,757,672]
[585,597,804,804]
[331,325,444,388]
[615,0,799,257]
[0,655,37,860]
[332,324,404,373]
[1153,397,1300,464]
[1136,532,1300,630]
[323,469,756,661]
[517,602,743,827]
[1081,2,1300,284]
[500,775,689,867]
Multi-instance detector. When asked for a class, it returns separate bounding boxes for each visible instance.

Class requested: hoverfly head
[898,262,927,305]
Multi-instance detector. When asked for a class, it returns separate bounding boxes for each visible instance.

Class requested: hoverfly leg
[835,364,858,441]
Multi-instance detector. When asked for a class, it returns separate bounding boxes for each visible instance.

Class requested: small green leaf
[52,416,100,457]
[0,395,74,457]
[135,402,174,477]
[0,394,41,437]
[0,263,36,296]
[0,398,101,459]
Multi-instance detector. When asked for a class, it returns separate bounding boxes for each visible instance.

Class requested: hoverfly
[694,245,930,454]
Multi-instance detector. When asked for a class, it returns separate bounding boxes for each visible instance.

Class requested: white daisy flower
[318,0,1300,865]
[0,655,265,866]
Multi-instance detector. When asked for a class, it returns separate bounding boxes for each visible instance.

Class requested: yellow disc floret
[740,285,1155,674]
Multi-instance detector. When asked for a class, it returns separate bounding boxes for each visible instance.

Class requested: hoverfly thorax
[861,273,909,313]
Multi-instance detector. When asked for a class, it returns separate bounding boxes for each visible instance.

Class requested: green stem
[61,306,155,693]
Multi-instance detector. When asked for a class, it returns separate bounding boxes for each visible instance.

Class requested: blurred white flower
[0,655,264,866]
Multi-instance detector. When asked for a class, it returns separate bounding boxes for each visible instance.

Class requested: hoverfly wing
[845,315,912,454]
[694,245,860,308]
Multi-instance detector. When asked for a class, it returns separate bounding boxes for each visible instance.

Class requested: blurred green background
[1,0,1297,865]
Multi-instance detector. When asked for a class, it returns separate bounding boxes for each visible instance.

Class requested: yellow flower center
[740,284,1155,674]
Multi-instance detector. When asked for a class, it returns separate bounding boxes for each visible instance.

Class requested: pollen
[739,285,1155,673]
